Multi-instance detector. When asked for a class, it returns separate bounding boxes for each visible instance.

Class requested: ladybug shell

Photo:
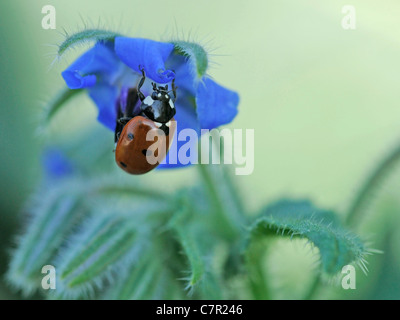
[115,116,176,175]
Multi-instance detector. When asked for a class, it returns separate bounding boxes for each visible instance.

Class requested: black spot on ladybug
[127,133,134,140]
[120,161,127,168]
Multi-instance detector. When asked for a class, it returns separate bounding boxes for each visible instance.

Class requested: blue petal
[88,84,119,131]
[62,42,120,89]
[157,100,200,169]
[196,78,239,130]
[115,37,175,84]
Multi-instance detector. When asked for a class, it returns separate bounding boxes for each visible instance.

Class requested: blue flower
[62,37,239,167]
[42,148,74,179]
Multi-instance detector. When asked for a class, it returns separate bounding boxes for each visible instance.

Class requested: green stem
[245,242,271,300]
[198,164,267,299]
[346,143,400,226]
[303,276,321,300]
[197,164,240,240]
[43,87,84,124]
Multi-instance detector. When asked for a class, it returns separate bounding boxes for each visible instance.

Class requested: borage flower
[62,37,239,168]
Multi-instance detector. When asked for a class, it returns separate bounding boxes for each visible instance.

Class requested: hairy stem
[58,29,121,57]
[346,143,400,226]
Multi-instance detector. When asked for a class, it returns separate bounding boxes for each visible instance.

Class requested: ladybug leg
[137,66,146,101]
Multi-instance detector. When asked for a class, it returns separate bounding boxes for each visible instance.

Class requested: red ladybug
[115,67,177,175]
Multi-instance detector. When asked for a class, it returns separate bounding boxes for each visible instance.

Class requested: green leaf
[58,29,122,58]
[248,200,369,275]
[6,173,172,298]
[172,41,208,79]
[177,227,222,300]
[103,246,184,300]
[175,225,205,289]
[168,204,223,299]
[6,187,87,296]
[104,251,162,300]
[53,213,143,299]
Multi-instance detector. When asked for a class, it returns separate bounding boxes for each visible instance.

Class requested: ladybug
[114,67,177,175]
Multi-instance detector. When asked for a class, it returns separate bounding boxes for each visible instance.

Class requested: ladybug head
[151,82,172,102]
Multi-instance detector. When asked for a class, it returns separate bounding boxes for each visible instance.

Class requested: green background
[1,0,400,299]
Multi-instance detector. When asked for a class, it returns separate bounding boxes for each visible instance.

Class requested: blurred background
[1,0,400,299]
